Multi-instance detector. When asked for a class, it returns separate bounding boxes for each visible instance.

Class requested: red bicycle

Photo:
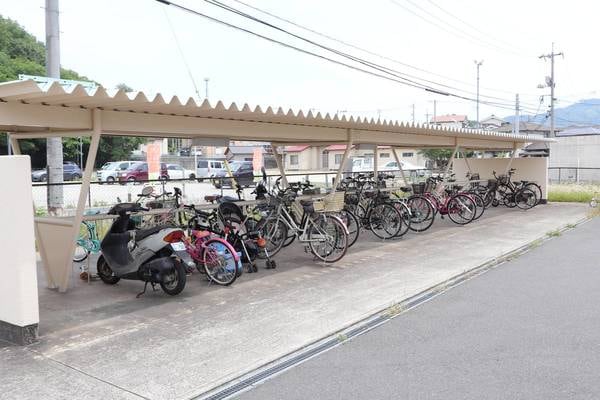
[423,176,477,225]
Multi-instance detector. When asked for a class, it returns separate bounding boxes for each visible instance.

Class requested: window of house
[402,152,414,157]
[379,152,390,158]
[334,154,343,165]
[290,155,299,165]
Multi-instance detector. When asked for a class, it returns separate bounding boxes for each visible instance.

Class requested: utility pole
[539,43,563,138]
[6,134,11,155]
[474,60,483,128]
[411,104,415,124]
[425,110,430,124]
[513,94,520,135]
[45,0,64,214]
[433,99,437,123]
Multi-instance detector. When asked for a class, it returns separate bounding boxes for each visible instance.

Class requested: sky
[1,0,598,124]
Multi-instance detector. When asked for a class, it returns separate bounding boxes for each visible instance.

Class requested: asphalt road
[238,216,600,400]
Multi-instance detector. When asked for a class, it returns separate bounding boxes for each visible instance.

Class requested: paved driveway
[0,203,590,400]
[239,214,600,400]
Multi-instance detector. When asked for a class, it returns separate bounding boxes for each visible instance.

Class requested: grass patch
[546,229,561,238]
[548,184,600,203]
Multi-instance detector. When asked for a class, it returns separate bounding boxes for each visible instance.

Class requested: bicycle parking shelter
[0,79,554,292]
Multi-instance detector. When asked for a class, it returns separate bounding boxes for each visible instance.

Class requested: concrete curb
[194,214,593,400]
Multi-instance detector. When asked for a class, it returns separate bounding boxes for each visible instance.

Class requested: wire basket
[412,182,426,194]
[314,191,346,212]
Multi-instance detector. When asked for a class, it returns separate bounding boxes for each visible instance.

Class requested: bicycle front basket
[412,182,426,194]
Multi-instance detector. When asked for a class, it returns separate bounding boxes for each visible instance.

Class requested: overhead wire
[228,0,538,98]
[153,0,541,115]
[201,0,541,109]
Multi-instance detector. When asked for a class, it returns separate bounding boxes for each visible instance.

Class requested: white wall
[0,156,39,327]
[549,135,600,168]
[453,157,549,199]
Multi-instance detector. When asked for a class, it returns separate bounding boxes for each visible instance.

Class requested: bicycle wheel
[202,239,238,286]
[260,216,288,258]
[337,209,360,247]
[497,185,516,208]
[447,194,476,225]
[524,182,542,206]
[392,201,411,238]
[406,195,435,232]
[469,193,485,221]
[307,214,348,263]
[73,223,91,262]
[515,188,537,210]
[368,203,402,239]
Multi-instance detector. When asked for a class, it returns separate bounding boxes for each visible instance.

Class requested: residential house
[430,114,468,129]
[480,114,504,130]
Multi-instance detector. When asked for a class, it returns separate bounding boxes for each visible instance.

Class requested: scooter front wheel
[97,255,120,285]
[160,259,187,295]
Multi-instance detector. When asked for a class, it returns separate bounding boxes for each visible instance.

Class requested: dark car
[117,162,169,183]
[213,161,255,188]
[31,161,83,182]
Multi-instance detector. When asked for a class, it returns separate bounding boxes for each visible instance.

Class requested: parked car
[166,163,196,180]
[96,161,137,183]
[213,161,255,188]
[381,160,426,172]
[31,161,83,182]
[196,159,225,181]
[117,162,169,183]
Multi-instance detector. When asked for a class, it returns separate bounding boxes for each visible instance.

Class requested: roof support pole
[444,143,460,178]
[392,147,409,186]
[59,109,101,292]
[373,145,379,180]
[503,142,518,175]
[330,131,353,192]
[462,150,472,175]
[271,144,287,188]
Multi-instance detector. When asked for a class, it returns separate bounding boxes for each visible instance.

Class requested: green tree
[0,15,146,167]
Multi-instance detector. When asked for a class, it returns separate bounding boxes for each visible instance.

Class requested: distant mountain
[504,99,600,128]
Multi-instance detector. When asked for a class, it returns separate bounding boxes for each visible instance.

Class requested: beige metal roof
[0,79,553,149]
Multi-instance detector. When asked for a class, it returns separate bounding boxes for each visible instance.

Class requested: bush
[548,184,599,203]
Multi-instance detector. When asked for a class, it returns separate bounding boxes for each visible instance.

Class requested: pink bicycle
[183,227,242,286]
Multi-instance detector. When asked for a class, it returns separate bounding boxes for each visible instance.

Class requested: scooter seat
[205,194,221,203]
[135,225,172,242]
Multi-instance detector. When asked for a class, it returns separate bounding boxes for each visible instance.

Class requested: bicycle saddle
[399,187,411,193]
[204,194,221,203]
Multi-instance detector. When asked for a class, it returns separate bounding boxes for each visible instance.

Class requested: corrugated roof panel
[0,79,554,146]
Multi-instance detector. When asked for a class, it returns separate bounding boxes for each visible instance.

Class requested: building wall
[453,157,549,199]
[549,135,600,168]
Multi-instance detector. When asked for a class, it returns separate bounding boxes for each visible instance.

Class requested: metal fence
[548,167,600,184]
[30,169,434,215]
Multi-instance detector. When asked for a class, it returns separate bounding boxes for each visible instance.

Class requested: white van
[196,159,225,181]
[97,161,136,183]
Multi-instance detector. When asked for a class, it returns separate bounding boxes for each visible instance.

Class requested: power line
[205,0,541,108]
[153,0,540,115]
[424,0,530,54]
[388,0,525,57]
[229,0,536,98]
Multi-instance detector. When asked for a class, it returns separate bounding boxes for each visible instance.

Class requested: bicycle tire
[368,203,402,239]
[447,194,476,225]
[260,216,288,258]
[515,188,537,210]
[391,201,411,237]
[73,223,92,262]
[338,209,360,248]
[470,193,485,221]
[406,195,435,232]
[203,238,238,286]
[524,182,542,206]
[308,214,348,263]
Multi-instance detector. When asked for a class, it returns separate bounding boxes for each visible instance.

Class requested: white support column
[392,147,409,186]
[463,150,472,174]
[331,133,353,191]
[503,142,518,174]
[373,145,379,180]
[271,144,287,188]
[58,110,102,292]
[444,144,460,178]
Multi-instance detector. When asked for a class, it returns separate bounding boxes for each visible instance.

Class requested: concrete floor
[238,213,600,400]
[0,203,590,400]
